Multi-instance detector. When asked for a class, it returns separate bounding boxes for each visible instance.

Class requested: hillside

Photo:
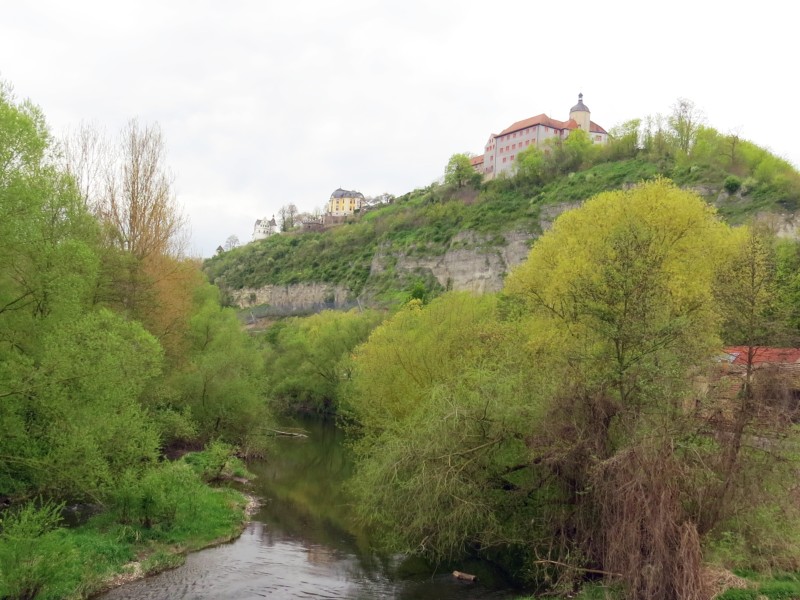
[204,128,800,314]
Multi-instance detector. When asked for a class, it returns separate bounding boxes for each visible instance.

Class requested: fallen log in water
[452,570,478,582]
[267,429,308,438]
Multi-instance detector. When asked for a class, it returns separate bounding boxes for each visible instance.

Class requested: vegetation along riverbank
[6,73,800,600]
[0,84,270,598]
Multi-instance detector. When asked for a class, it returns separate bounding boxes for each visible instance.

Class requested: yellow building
[326,188,364,217]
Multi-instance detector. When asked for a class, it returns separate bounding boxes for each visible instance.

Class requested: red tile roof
[723,346,800,366]
[469,155,484,166]
[497,114,565,136]
[496,113,607,137]
[589,120,607,134]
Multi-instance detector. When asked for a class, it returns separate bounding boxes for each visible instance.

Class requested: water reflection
[99,418,519,600]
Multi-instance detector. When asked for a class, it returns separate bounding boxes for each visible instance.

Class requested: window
[512,143,516,150]
[506,145,509,151]
[502,157,507,163]
[499,147,503,153]
[511,154,515,160]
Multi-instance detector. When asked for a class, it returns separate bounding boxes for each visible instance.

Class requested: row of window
[498,139,535,153]
[497,126,554,143]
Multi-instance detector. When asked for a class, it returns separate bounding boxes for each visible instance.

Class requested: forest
[6,79,800,600]
[0,85,270,597]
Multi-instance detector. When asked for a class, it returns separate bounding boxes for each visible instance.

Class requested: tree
[444,153,481,189]
[344,293,539,561]
[514,144,545,183]
[224,235,240,251]
[101,120,186,260]
[668,97,703,155]
[503,179,734,599]
[279,203,298,231]
[60,120,109,209]
[606,118,641,160]
[263,309,384,412]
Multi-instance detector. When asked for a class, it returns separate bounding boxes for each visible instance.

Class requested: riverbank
[0,462,253,600]
[96,491,259,597]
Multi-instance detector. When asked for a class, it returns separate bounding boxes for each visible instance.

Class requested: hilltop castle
[475,93,608,178]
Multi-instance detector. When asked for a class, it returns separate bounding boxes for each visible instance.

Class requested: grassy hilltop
[204,117,800,306]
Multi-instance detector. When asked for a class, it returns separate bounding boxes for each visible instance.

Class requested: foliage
[161,281,272,454]
[0,500,72,600]
[724,175,742,194]
[182,440,251,482]
[344,293,544,562]
[444,152,482,189]
[0,470,247,600]
[262,309,385,413]
[343,180,800,598]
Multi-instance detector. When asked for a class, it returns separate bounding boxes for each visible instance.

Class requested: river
[99,418,522,599]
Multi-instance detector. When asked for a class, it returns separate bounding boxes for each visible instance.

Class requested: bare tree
[61,119,187,258]
[224,234,240,251]
[101,120,187,259]
[60,121,110,210]
[668,98,704,154]
[279,203,298,231]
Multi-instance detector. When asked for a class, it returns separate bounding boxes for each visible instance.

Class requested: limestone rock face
[375,230,535,294]
[233,282,351,311]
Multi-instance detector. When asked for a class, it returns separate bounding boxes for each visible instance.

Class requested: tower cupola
[569,92,591,132]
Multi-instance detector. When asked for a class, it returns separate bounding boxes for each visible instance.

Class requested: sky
[1,0,797,257]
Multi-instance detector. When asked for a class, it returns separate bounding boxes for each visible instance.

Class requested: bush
[725,175,743,194]
[0,500,75,600]
[182,441,248,482]
[109,463,200,530]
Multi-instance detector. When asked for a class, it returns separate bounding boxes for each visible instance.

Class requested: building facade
[482,93,608,178]
[326,188,364,217]
[253,215,277,241]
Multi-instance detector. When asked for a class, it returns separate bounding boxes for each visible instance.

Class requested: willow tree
[504,179,732,599]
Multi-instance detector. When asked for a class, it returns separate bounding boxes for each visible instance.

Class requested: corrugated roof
[723,346,800,366]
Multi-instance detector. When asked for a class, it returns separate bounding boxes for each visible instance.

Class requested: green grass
[205,150,800,305]
[0,461,249,599]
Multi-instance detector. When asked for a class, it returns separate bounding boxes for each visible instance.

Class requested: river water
[99,418,521,600]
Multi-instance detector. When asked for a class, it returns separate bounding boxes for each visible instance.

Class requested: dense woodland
[6,81,800,600]
[223,100,800,599]
[0,85,269,597]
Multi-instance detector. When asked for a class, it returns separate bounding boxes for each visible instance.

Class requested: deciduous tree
[444,153,481,189]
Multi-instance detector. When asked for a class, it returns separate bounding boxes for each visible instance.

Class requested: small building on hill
[253,215,277,241]
[469,154,484,173]
[326,188,364,217]
[482,93,608,178]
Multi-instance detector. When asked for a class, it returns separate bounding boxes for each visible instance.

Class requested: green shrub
[725,175,743,194]
[0,500,75,600]
[182,440,245,482]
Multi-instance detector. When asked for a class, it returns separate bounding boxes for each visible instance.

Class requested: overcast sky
[1,0,796,257]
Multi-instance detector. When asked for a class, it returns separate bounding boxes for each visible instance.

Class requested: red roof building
[481,93,608,179]
[722,346,800,367]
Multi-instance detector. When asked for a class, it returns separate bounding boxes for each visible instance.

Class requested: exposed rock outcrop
[233,282,351,312]
[370,230,534,294]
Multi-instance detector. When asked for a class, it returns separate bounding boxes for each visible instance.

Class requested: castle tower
[569,92,591,133]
